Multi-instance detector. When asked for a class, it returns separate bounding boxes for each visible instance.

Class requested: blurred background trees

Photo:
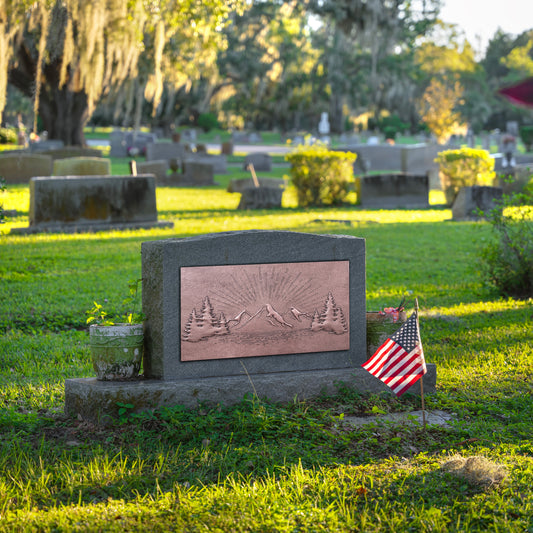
[1,0,532,144]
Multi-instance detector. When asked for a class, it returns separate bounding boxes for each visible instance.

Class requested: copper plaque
[180,261,349,361]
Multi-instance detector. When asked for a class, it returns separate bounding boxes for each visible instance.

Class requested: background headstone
[452,186,503,221]
[13,175,172,233]
[53,157,111,176]
[237,187,283,209]
[359,173,429,208]
[244,153,272,172]
[0,153,53,183]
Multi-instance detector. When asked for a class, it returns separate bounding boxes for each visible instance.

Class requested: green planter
[89,323,143,380]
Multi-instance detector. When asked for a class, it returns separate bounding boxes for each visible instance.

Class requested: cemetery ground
[0,149,532,531]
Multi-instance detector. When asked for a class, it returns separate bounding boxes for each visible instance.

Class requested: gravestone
[182,160,215,185]
[135,160,170,183]
[0,153,53,183]
[183,154,227,174]
[11,175,173,234]
[221,141,234,155]
[109,131,128,157]
[29,140,64,152]
[501,165,533,194]
[145,142,185,162]
[232,131,249,144]
[227,177,285,193]
[359,173,429,208]
[244,153,272,172]
[124,132,157,155]
[53,157,111,176]
[64,231,437,423]
[43,147,103,160]
[401,144,442,175]
[249,132,262,143]
[452,186,503,221]
[340,144,402,173]
[237,187,283,209]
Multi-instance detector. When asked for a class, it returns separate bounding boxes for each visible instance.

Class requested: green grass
[0,166,532,531]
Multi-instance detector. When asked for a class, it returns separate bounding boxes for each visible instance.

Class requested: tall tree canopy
[0,0,241,145]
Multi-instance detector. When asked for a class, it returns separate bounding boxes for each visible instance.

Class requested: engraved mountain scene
[180,261,350,361]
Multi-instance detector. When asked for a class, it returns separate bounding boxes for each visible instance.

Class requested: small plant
[0,176,5,224]
[478,192,533,299]
[435,147,495,205]
[86,279,144,326]
[285,140,357,207]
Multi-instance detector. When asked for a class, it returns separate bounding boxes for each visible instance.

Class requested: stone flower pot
[89,323,143,380]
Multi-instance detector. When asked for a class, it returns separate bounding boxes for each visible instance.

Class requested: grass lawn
[0,160,532,531]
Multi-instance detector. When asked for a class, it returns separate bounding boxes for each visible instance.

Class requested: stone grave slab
[125,132,157,155]
[0,153,53,183]
[109,131,128,157]
[184,154,227,174]
[145,142,185,162]
[401,144,442,175]
[53,157,111,176]
[244,153,272,172]
[452,186,503,221]
[29,140,64,152]
[237,187,283,209]
[221,141,234,155]
[182,160,215,185]
[359,173,429,208]
[339,144,402,173]
[227,177,286,193]
[135,160,170,183]
[43,147,103,160]
[11,175,173,234]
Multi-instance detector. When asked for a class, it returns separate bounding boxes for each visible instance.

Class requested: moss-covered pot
[89,323,143,380]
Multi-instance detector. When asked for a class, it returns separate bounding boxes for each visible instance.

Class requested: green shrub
[379,114,408,139]
[478,193,533,299]
[435,147,495,206]
[0,176,5,223]
[0,127,17,144]
[519,125,533,152]
[197,113,219,133]
[286,143,356,207]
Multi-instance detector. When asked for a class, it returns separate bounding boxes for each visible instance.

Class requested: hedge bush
[435,147,495,205]
[0,127,17,144]
[286,144,356,207]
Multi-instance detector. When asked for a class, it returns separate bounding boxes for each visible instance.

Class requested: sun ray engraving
[180,261,350,361]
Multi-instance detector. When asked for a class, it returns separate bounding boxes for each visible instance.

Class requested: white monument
[318,113,330,136]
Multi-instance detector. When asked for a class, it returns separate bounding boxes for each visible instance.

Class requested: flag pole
[415,298,426,430]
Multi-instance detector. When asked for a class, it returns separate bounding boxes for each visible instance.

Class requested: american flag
[362,310,426,397]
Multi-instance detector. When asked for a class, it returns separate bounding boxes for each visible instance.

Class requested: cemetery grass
[1,180,532,531]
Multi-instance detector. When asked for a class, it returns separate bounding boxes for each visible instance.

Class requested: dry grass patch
[441,454,508,489]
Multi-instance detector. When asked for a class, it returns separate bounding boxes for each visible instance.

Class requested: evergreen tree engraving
[310,293,347,335]
[310,309,322,331]
[200,296,218,327]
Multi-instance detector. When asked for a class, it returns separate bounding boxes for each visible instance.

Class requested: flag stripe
[363,341,404,376]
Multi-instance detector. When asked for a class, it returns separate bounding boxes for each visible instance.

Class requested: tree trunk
[9,42,89,146]
[38,84,88,146]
